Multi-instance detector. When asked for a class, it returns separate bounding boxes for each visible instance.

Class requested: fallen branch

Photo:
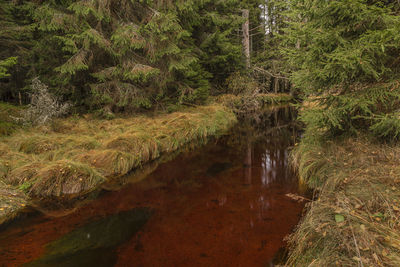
[252,66,290,80]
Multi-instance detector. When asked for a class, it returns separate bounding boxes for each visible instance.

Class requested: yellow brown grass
[0,181,27,226]
[288,136,400,266]
[29,160,104,198]
[0,104,236,204]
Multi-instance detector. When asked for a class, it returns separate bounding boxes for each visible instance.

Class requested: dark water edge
[0,105,307,267]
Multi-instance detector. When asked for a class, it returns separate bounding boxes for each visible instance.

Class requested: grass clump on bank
[0,104,236,217]
[288,135,400,266]
[0,181,27,226]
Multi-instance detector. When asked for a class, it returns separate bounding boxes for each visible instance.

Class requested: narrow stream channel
[0,106,307,267]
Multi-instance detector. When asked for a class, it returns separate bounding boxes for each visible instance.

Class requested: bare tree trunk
[274,78,279,93]
[242,9,250,69]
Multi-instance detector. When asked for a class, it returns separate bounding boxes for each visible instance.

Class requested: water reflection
[261,148,290,186]
[0,105,306,267]
[243,140,253,185]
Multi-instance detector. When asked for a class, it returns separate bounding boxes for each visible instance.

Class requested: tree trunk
[242,9,250,69]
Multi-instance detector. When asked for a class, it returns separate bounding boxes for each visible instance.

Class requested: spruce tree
[0,0,34,102]
[282,0,400,140]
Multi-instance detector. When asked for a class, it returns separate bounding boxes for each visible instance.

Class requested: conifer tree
[0,0,34,102]
[282,0,400,140]
[0,0,264,110]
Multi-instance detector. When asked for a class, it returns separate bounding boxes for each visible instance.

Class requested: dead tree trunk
[242,9,250,69]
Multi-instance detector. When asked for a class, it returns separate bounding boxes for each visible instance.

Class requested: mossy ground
[0,103,236,224]
[288,135,400,266]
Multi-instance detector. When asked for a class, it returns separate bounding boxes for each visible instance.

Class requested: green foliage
[0,57,17,79]
[225,72,259,95]
[0,0,251,111]
[0,101,24,136]
[281,0,400,140]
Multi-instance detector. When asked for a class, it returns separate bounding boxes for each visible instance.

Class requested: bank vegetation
[0,103,236,225]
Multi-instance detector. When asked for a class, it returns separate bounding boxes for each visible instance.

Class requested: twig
[350,224,364,267]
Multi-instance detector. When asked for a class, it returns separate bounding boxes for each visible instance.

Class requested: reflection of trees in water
[232,106,300,229]
[224,106,298,186]
[225,105,298,151]
[260,146,293,186]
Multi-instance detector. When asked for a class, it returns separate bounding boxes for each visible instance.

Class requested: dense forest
[1,0,284,114]
[2,0,400,141]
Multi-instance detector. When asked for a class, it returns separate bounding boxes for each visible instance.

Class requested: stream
[0,106,307,267]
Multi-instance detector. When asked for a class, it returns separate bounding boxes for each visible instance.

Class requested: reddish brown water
[0,108,307,267]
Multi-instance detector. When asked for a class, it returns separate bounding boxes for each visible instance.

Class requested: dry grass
[0,181,27,226]
[0,104,236,203]
[288,136,400,266]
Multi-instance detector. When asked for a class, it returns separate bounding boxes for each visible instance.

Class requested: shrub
[20,78,70,126]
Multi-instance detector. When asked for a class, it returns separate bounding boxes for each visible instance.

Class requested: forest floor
[288,135,400,266]
[0,93,293,227]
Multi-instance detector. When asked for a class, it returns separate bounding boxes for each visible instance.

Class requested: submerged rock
[26,207,152,267]
[206,162,233,176]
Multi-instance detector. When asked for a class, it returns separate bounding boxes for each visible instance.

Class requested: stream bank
[0,104,236,226]
[0,93,294,227]
[0,104,305,266]
[287,135,400,266]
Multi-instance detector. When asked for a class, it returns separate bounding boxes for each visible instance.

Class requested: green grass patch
[0,181,27,226]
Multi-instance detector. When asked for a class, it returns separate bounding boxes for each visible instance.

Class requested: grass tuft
[29,160,105,198]
[0,181,27,225]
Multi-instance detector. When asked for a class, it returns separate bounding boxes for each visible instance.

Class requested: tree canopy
[0,0,266,112]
